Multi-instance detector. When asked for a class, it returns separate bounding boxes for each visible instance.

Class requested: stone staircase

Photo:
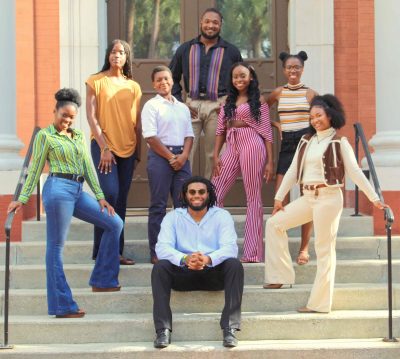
[1,209,400,358]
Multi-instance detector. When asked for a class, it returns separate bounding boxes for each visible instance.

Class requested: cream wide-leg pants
[264,187,343,312]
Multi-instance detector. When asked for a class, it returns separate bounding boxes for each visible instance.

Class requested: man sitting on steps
[151,176,244,348]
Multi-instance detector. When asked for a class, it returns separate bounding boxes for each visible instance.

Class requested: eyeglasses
[284,65,303,71]
[187,189,207,195]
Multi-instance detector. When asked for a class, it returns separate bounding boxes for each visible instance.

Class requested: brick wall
[334,0,376,145]
[335,0,375,212]
[0,194,37,242]
[2,0,60,242]
[16,0,60,155]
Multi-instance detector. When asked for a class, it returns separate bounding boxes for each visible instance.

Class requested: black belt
[190,92,226,100]
[166,146,184,155]
[50,173,85,183]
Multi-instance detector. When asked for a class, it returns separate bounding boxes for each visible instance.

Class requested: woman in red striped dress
[212,62,273,263]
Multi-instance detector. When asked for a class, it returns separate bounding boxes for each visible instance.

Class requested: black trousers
[151,258,244,332]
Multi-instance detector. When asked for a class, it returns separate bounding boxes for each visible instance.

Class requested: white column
[0,0,23,170]
[288,0,334,94]
[59,0,106,194]
[369,0,400,190]
[59,0,105,134]
[287,0,334,199]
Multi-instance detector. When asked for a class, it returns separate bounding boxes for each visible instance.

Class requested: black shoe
[154,328,171,348]
[223,327,238,348]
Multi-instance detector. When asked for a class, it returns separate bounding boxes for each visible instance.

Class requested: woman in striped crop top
[266,51,317,266]
[212,62,273,263]
[7,88,123,318]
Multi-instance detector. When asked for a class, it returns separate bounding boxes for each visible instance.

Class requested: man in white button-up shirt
[142,66,194,263]
[151,176,244,349]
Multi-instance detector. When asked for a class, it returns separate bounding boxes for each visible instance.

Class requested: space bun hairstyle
[55,88,82,110]
[279,51,308,67]
[309,94,346,134]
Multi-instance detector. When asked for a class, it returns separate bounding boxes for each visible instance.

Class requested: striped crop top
[277,83,310,132]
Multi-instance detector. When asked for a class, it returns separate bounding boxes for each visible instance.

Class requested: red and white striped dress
[212,102,273,262]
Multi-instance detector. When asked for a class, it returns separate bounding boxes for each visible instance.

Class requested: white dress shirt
[141,94,194,145]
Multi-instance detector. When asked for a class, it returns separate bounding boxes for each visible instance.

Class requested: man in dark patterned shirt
[169,8,242,179]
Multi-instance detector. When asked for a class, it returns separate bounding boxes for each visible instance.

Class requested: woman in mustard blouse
[7,88,122,318]
[86,39,142,265]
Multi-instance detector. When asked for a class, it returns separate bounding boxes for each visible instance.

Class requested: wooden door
[107,0,288,209]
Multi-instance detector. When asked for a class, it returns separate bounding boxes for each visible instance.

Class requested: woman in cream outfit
[263,94,389,313]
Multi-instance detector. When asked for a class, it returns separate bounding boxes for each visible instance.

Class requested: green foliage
[216,0,272,58]
[125,0,180,59]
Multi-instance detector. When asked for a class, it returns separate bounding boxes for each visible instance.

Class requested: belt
[302,184,327,191]
[189,93,226,100]
[50,173,85,183]
[301,183,327,198]
[166,146,184,155]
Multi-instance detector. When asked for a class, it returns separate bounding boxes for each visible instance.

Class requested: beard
[200,29,220,40]
[187,197,209,211]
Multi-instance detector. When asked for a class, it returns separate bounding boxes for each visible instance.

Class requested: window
[216,0,272,58]
[124,0,180,59]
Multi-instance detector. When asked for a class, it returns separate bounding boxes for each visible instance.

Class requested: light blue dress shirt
[155,207,238,267]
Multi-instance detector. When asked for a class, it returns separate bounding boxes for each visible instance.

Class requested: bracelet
[101,146,110,154]
[180,254,188,266]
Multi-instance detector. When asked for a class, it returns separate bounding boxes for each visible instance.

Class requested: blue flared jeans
[42,176,123,315]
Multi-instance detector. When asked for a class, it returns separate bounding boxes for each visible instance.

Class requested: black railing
[1,126,41,349]
[353,123,397,342]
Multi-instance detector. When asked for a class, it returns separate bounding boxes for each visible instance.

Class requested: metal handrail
[1,126,41,349]
[353,123,397,342]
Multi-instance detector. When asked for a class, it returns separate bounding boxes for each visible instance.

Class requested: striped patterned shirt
[278,83,310,132]
[216,102,273,142]
[19,125,104,204]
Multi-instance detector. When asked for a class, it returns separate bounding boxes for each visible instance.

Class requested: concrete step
[3,260,400,289]
[1,339,400,359]
[21,209,374,242]
[6,284,400,316]
[3,310,400,344]
[3,236,399,265]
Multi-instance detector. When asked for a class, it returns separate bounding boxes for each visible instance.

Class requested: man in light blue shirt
[152,176,244,349]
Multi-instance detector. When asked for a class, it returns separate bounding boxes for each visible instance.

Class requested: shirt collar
[193,35,227,49]
[49,124,80,138]
[155,94,179,104]
[176,206,218,224]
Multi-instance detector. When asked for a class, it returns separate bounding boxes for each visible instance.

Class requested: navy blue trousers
[91,140,136,259]
[147,147,191,258]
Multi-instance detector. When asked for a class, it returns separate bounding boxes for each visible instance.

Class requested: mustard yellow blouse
[86,72,142,157]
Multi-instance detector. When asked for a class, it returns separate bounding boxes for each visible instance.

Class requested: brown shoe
[92,285,121,292]
[56,309,85,318]
[151,256,159,264]
[120,256,135,265]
